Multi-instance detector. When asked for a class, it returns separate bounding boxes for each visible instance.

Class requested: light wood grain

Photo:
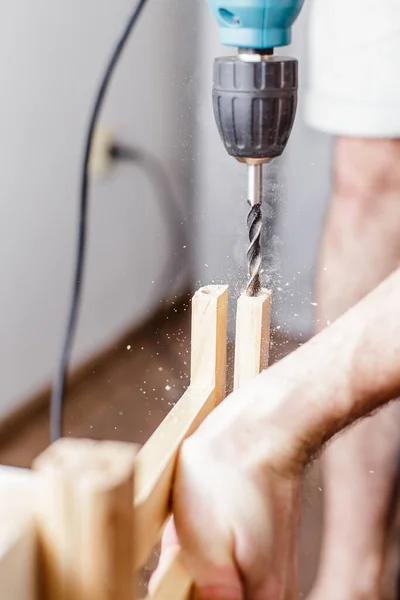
[135,285,228,568]
[135,385,215,568]
[190,285,228,405]
[0,466,37,600]
[234,289,272,390]
[33,438,137,600]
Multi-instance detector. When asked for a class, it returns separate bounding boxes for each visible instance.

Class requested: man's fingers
[193,576,243,600]
[231,492,274,598]
[173,448,244,600]
[161,516,179,551]
[235,475,297,600]
[175,496,243,600]
[151,440,300,600]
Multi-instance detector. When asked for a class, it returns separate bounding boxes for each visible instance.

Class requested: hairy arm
[273,266,400,460]
[200,267,400,473]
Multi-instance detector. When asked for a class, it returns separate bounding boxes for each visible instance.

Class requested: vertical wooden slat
[234,289,272,390]
[0,467,37,600]
[190,285,228,404]
[33,438,137,600]
[135,285,229,568]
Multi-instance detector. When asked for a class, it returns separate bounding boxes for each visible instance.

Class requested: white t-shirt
[304,0,400,137]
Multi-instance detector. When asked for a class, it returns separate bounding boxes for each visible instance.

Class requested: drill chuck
[212,54,298,162]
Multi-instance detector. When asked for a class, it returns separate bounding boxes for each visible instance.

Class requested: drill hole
[219,9,241,26]
[202,287,212,295]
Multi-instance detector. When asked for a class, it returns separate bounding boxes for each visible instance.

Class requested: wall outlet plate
[88,127,116,177]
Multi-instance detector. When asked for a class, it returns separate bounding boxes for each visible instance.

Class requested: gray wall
[194,1,333,338]
[1,0,335,420]
[278,4,333,337]
[0,0,196,418]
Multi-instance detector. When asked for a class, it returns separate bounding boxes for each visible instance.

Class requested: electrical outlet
[88,127,116,177]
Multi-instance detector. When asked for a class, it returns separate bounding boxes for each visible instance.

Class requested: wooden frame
[0,285,271,599]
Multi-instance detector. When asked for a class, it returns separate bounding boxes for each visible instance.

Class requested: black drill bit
[246,202,262,296]
[246,164,263,297]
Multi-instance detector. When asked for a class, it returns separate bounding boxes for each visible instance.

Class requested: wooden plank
[135,285,228,568]
[190,285,228,404]
[234,289,272,390]
[135,385,214,568]
[33,438,137,600]
[0,523,37,600]
[0,467,38,600]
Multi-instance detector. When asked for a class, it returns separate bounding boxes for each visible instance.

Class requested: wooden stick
[135,285,228,568]
[0,524,37,600]
[135,385,215,568]
[0,467,38,600]
[234,289,272,390]
[190,285,228,405]
[33,438,137,600]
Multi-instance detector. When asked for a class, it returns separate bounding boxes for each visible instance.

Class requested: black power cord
[50,0,150,443]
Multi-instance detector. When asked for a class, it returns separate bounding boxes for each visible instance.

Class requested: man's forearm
[252,267,400,468]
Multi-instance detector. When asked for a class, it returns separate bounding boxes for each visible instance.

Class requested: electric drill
[207,0,305,296]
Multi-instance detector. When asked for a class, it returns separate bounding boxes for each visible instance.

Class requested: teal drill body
[207,0,305,296]
[207,0,305,49]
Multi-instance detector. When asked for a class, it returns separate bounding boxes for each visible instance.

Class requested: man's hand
[150,379,302,600]
[151,268,400,599]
